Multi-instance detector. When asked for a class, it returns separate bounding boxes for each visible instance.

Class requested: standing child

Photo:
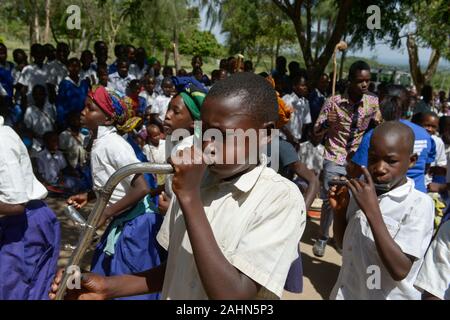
[79,50,97,85]
[281,75,312,148]
[0,116,60,300]
[329,121,434,299]
[56,58,90,130]
[107,59,136,95]
[143,124,166,164]
[66,86,164,300]
[151,77,175,127]
[50,72,306,301]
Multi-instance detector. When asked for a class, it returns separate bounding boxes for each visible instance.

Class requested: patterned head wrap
[88,85,129,125]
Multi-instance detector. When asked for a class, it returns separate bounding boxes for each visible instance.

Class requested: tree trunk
[164,48,170,67]
[29,0,40,44]
[314,19,321,61]
[406,34,440,93]
[173,27,181,71]
[44,0,51,43]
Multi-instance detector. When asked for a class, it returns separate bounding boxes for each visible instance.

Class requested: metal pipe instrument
[55,162,173,300]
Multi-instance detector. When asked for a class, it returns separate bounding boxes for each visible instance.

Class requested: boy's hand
[49,269,109,300]
[327,103,339,125]
[169,146,207,200]
[67,192,89,209]
[346,167,380,220]
[328,177,350,215]
[158,191,170,215]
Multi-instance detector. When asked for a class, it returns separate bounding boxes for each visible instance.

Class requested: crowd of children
[0,38,449,300]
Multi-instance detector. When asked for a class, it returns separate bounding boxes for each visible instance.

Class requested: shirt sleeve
[303,101,312,125]
[427,137,437,165]
[351,130,372,167]
[394,194,434,260]
[314,97,333,129]
[227,182,306,298]
[414,221,450,300]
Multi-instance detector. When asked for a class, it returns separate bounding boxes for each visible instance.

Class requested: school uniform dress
[47,60,68,90]
[0,117,60,300]
[143,140,166,164]
[56,76,90,129]
[35,149,67,186]
[129,63,149,80]
[157,155,306,299]
[330,178,434,300]
[80,66,97,84]
[139,90,158,109]
[24,103,56,138]
[89,126,164,300]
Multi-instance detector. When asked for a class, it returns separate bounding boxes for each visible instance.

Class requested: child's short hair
[68,57,80,65]
[207,72,278,123]
[43,131,59,145]
[349,60,371,81]
[32,84,46,95]
[372,121,415,155]
[292,74,308,86]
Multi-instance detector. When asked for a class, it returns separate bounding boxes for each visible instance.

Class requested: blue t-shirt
[352,120,436,193]
[56,78,90,128]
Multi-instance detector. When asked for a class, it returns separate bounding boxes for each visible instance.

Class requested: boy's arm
[170,149,261,300]
[346,168,414,281]
[0,201,26,217]
[329,184,350,249]
[288,161,319,210]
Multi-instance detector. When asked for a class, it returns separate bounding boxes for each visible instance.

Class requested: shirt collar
[203,154,268,193]
[64,75,81,86]
[379,178,415,202]
[96,125,117,140]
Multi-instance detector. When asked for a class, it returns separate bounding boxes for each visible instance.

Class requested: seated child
[329,121,435,300]
[0,115,60,300]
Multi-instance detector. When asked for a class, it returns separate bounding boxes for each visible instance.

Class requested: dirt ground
[46,196,342,300]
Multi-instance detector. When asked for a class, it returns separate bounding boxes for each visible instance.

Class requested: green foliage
[179,30,224,57]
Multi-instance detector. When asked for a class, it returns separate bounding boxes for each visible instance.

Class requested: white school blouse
[0,116,48,204]
[330,178,435,300]
[157,155,306,300]
[90,126,140,205]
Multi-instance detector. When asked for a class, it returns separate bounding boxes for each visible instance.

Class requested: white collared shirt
[0,116,48,204]
[157,156,306,300]
[91,126,140,205]
[282,92,312,140]
[35,149,67,185]
[47,59,68,87]
[80,66,97,84]
[107,72,136,95]
[152,95,172,121]
[330,178,434,300]
[139,90,158,109]
[414,220,450,300]
[17,63,51,103]
[59,129,88,168]
[24,103,56,137]
[143,140,166,164]
[129,63,149,80]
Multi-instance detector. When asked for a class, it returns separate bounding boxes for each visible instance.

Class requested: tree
[179,30,224,58]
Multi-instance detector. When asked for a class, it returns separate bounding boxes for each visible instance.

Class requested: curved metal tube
[55,162,173,300]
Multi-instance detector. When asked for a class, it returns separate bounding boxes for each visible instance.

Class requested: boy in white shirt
[414,220,450,300]
[151,77,175,125]
[107,59,136,95]
[281,75,312,147]
[329,121,434,300]
[50,72,306,300]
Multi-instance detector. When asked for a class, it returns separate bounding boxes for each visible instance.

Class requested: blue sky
[199,8,450,69]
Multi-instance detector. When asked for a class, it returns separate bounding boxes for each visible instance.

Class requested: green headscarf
[180,90,206,120]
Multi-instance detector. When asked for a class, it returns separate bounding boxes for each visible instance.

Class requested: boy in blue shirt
[349,84,436,193]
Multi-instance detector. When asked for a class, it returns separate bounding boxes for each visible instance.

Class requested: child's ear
[409,153,418,169]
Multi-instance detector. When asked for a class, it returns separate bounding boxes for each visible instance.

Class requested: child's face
[118,62,129,78]
[80,98,110,131]
[0,47,7,64]
[144,108,153,123]
[97,69,109,86]
[349,70,370,96]
[32,88,47,107]
[293,80,308,97]
[32,49,46,65]
[201,96,267,180]
[147,126,161,146]
[68,61,81,77]
[163,95,193,135]
[368,132,415,191]
[45,135,59,153]
[144,78,155,93]
[81,53,93,67]
[14,52,27,65]
[162,83,175,97]
[421,114,439,135]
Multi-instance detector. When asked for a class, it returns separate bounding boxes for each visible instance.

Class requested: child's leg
[0,200,60,300]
